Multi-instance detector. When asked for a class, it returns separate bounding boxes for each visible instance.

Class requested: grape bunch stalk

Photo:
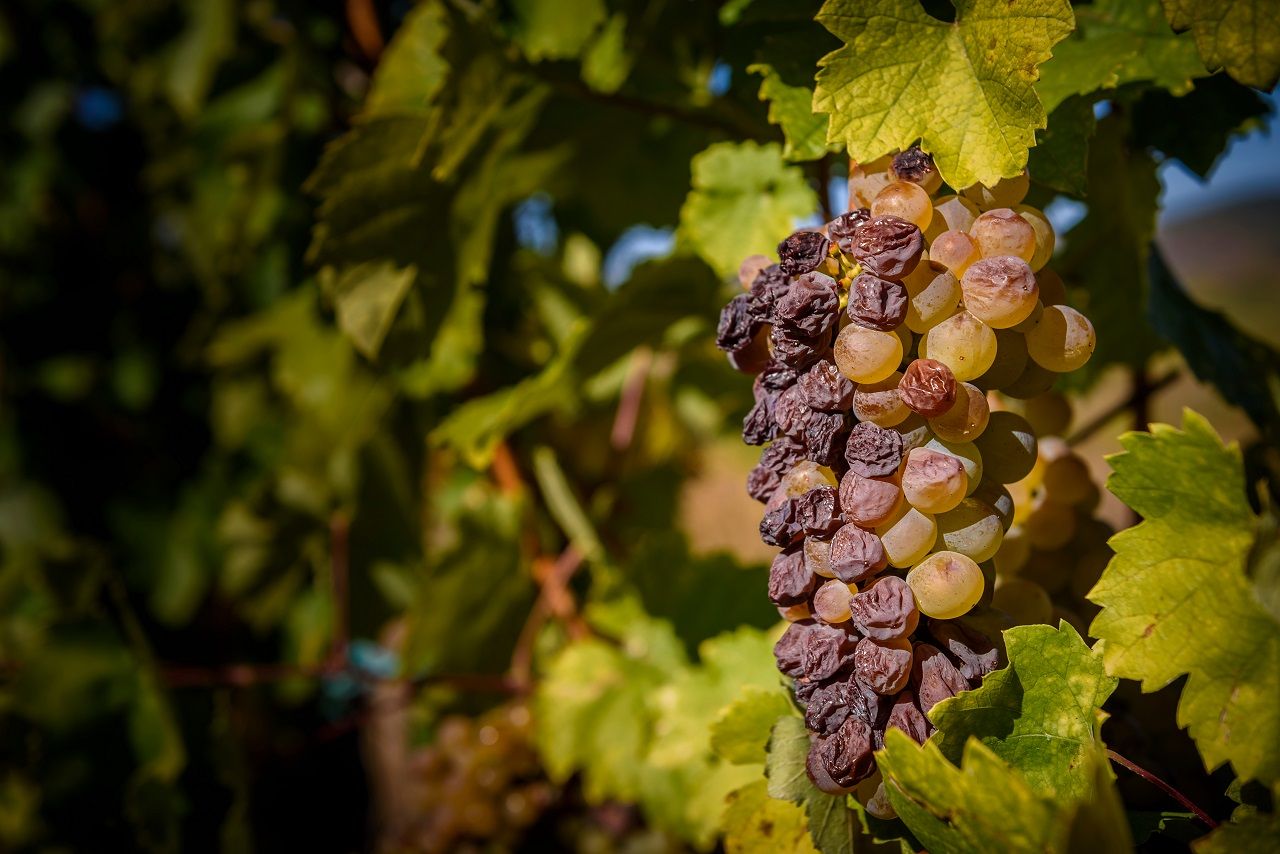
[715,148,1096,808]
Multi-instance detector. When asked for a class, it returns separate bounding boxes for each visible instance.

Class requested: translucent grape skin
[875,504,937,568]
[901,447,968,514]
[962,171,1029,210]
[931,194,981,234]
[1035,267,1067,306]
[1014,204,1055,271]
[903,264,961,333]
[848,154,895,208]
[872,180,933,232]
[1026,305,1096,372]
[973,411,1037,484]
[853,371,910,427]
[935,497,1004,563]
[919,310,997,382]
[906,551,984,619]
[813,578,857,623]
[929,382,989,442]
[834,324,903,384]
[960,256,1039,329]
[923,435,983,496]
[969,208,1036,262]
[928,230,980,277]
[805,536,836,578]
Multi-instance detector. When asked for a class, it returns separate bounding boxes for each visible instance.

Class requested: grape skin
[834,324,903,384]
[1026,305,1096,372]
[902,447,968,514]
[969,209,1036,263]
[875,504,937,568]
[872,181,933,232]
[906,551,984,619]
[919,310,997,382]
[929,381,989,442]
[935,498,1004,563]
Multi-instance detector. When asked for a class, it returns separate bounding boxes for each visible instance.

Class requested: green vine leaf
[1088,410,1280,787]
[1192,810,1280,852]
[749,64,833,162]
[813,0,1074,189]
[723,779,819,854]
[363,0,450,116]
[510,0,607,61]
[1162,0,1280,89]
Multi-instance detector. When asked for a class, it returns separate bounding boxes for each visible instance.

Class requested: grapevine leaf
[929,622,1118,801]
[1088,411,1280,787]
[1162,0,1280,89]
[712,689,795,765]
[749,65,833,162]
[1027,94,1096,197]
[363,1,449,116]
[509,0,607,61]
[1192,811,1280,853]
[1147,247,1280,440]
[723,779,819,854]
[679,141,817,279]
[581,14,632,93]
[1037,0,1205,113]
[322,261,416,361]
[812,0,1074,189]
[1131,73,1272,177]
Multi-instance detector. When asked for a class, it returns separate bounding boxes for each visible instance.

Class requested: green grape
[1023,391,1071,437]
[780,461,838,497]
[962,171,1029,209]
[972,479,1015,531]
[960,256,1039,328]
[1041,452,1094,505]
[929,381,989,442]
[848,154,895,208]
[935,497,1003,562]
[993,524,1031,575]
[1010,299,1044,333]
[927,230,980,278]
[903,263,961,333]
[1014,204,1055,271]
[835,323,903,384]
[876,504,937,568]
[853,371,910,427]
[923,435,983,495]
[893,412,933,452]
[872,180,933,231]
[974,328,1028,391]
[919,310,997,381]
[813,578,856,623]
[973,411,1037,483]
[969,208,1036,263]
[1002,358,1058,399]
[931,194,981,233]
[1025,305,1096,371]
[906,550,984,619]
[1023,497,1077,550]
[805,536,836,578]
[992,578,1053,624]
[902,447,968,514]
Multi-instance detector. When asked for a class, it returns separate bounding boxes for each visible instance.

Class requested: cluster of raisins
[715,148,1098,805]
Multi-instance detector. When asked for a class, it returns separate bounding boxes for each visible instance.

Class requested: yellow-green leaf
[813,0,1074,189]
[1162,0,1280,89]
[749,64,835,162]
[325,261,417,361]
[363,0,450,116]
[723,779,819,854]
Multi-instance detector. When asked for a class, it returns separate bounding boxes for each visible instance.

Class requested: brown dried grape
[828,208,872,254]
[795,486,843,537]
[739,254,773,289]
[852,371,909,427]
[760,499,803,547]
[899,358,957,418]
[773,620,817,678]
[773,385,811,437]
[849,575,919,640]
[911,641,971,713]
[813,579,856,623]
[778,230,833,276]
[770,327,826,370]
[850,215,924,281]
[775,271,840,338]
[839,471,903,527]
[801,623,859,681]
[886,690,931,744]
[854,635,913,694]
[928,619,999,683]
[798,360,855,411]
[808,716,876,792]
[803,411,848,468]
[742,397,779,446]
[847,273,909,331]
[960,255,1039,329]
[748,264,790,323]
[756,362,799,392]
[767,547,815,606]
[891,146,942,194]
[715,294,762,353]
[804,679,854,734]
[746,437,805,501]
[844,421,905,478]
[829,523,889,583]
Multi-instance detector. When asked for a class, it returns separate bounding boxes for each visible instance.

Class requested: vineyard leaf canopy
[722,779,818,854]
[813,0,1074,189]
[1088,411,1280,787]
[1162,0,1280,89]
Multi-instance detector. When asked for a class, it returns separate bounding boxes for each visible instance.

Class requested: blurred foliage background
[0,0,1277,851]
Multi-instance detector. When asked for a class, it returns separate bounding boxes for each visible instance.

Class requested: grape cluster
[715,148,1097,804]
[404,702,553,853]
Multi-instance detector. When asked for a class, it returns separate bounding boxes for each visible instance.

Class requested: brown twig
[1107,749,1218,829]
[1066,367,1180,447]
[509,547,588,690]
[611,348,652,451]
[491,440,527,497]
[345,0,384,64]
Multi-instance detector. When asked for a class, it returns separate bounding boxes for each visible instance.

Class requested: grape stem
[1106,749,1218,829]
[1065,367,1179,446]
[611,347,652,451]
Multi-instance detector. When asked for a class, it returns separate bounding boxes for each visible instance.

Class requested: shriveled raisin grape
[801,623,859,681]
[750,436,805,500]
[748,264,789,324]
[899,358,957,418]
[849,575,919,640]
[809,716,876,791]
[804,679,853,735]
[928,619,999,683]
[839,471,902,527]
[770,327,825,370]
[757,362,798,392]
[775,272,840,338]
[795,486,842,536]
[854,636,913,694]
[767,547,814,606]
[911,641,971,712]
[850,215,923,281]
[761,499,804,547]
[778,230,833,276]
[886,690,931,744]
[828,208,872,255]
[829,523,888,583]
[773,620,816,678]
[891,146,940,191]
[716,294,762,352]
[742,399,778,445]
[844,421,905,478]
[802,411,846,468]
[773,385,811,437]
[798,360,855,411]
[846,273,908,331]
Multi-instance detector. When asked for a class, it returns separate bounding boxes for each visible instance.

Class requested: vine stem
[1107,749,1218,829]
[1065,367,1180,447]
